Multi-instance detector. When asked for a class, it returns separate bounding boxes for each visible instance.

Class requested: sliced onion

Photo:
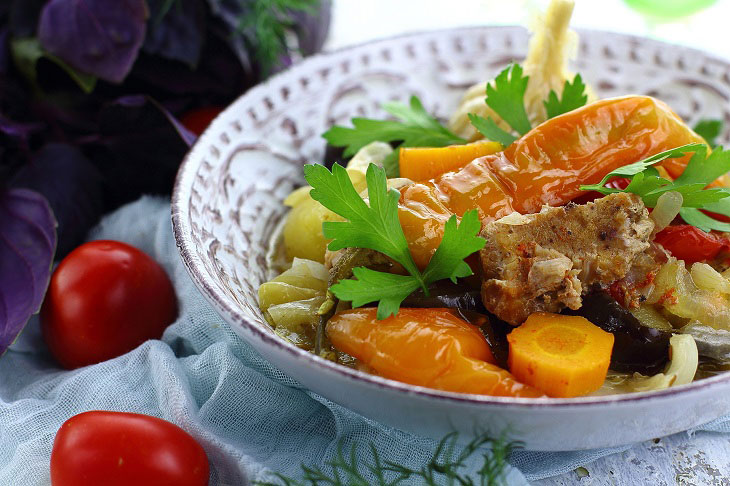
[650,191,683,234]
[665,334,699,386]
[268,296,327,332]
[630,305,673,331]
[622,334,698,392]
[691,262,730,295]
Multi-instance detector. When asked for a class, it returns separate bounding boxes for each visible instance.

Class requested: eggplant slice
[564,292,671,375]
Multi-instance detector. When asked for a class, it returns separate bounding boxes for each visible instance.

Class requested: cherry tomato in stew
[654,225,730,264]
[41,240,177,369]
[51,411,209,486]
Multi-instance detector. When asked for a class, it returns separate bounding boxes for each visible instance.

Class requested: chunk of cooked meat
[480,193,654,325]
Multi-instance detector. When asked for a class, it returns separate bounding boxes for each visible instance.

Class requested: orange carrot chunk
[399,140,503,182]
[507,312,614,398]
[327,308,544,398]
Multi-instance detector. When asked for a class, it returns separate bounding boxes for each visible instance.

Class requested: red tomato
[41,240,177,369]
[179,106,223,136]
[51,411,209,486]
[654,225,730,264]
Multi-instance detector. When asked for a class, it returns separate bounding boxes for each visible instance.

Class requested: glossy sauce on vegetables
[327,308,544,397]
[398,96,706,268]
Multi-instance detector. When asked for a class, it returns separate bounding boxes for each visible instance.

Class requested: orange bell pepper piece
[398,95,706,268]
[399,140,503,181]
[327,308,544,398]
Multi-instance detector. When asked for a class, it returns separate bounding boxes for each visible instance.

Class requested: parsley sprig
[469,64,589,146]
[580,143,730,232]
[236,0,319,75]
[544,73,588,119]
[304,163,485,319]
[254,432,519,486]
[694,119,724,148]
[322,96,465,177]
[323,63,590,177]
[484,64,532,136]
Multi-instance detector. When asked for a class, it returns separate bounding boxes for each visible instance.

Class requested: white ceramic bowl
[172,26,730,450]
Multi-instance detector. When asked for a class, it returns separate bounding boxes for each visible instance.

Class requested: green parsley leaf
[305,163,422,283]
[304,162,485,319]
[422,210,484,284]
[694,119,724,148]
[330,268,421,319]
[544,74,589,119]
[469,65,589,146]
[485,64,532,136]
[382,97,455,137]
[580,143,730,232]
[679,188,730,208]
[468,113,517,146]
[679,207,730,232]
[322,96,466,177]
[674,145,730,186]
[328,210,484,319]
[580,143,705,192]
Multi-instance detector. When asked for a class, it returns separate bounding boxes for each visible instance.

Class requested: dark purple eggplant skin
[454,309,511,369]
[564,292,671,375]
[401,285,485,313]
[323,144,348,170]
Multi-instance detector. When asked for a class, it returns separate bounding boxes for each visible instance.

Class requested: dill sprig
[236,0,319,75]
[254,432,521,486]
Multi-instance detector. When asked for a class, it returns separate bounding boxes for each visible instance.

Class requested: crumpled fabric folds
[1,196,727,485]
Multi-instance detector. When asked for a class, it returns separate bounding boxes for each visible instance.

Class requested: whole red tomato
[41,240,177,369]
[51,411,209,486]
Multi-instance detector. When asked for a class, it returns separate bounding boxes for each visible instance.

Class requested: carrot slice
[507,312,614,398]
[327,308,544,398]
[399,140,502,182]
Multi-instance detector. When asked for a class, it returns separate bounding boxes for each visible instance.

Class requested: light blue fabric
[0,196,527,486]
[1,196,728,485]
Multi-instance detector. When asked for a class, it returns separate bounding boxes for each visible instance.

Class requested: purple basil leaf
[12,37,98,94]
[0,188,56,356]
[38,0,149,84]
[84,95,193,210]
[205,0,255,74]
[0,28,9,74]
[143,0,206,68]
[0,113,43,142]
[11,143,103,258]
[131,23,249,103]
[0,113,43,180]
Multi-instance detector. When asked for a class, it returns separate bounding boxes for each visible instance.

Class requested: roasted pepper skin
[327,308,544,398]
[399,96,706,268]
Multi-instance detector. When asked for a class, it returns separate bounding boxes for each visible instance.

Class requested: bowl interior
[173,26,730,407]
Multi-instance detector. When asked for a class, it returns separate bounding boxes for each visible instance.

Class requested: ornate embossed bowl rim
[172,26,730,411]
